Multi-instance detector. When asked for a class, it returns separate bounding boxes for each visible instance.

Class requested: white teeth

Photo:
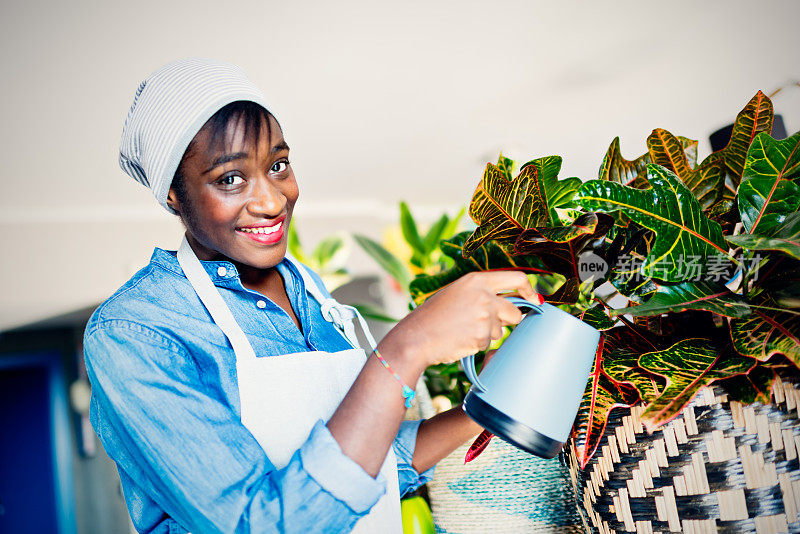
[239,221,282,234]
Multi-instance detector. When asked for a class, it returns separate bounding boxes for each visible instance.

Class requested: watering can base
[463,391,563,459]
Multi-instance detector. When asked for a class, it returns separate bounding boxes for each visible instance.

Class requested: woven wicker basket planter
[426,438,583,533]
[565,375,800,533]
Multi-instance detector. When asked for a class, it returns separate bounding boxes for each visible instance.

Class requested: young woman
[84,58,541,534]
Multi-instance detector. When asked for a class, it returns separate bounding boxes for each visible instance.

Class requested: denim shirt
[83,246,434,534]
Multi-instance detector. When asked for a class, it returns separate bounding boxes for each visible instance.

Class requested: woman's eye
[219,175,244,186]
[271,160,290,173]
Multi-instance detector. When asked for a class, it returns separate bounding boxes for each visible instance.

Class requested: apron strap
[284,254,378,352]
[177,235,258,362]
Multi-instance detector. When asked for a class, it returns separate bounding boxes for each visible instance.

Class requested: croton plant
[411,91,800,468]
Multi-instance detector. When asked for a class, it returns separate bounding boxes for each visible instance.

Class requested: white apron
[177,236,402,533]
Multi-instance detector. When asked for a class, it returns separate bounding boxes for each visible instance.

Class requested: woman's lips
[236,220,284,244]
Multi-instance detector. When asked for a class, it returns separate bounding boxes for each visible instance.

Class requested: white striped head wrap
[119,58,272,214]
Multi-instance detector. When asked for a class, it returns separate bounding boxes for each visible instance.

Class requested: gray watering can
[461,297,601,458]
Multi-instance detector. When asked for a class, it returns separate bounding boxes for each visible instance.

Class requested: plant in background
[411,90,800,468]
[287,223,352,291]
[353,202,474,403]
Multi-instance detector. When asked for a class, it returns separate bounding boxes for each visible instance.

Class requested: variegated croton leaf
[639,339,756,432]
[714,90,774,209]
[601,325,665,403]
[611,280,751,318]
[574,164,730,282]
[737,131,800,236]
[513,212,614,280]
[647,128,724,211]
[462,156,554,256]
[754,255,800,309]
[572,334,640,468]
[579,304,617,331]
[598,135,698,189]
[730,291,800,367]
[409,231,550,305]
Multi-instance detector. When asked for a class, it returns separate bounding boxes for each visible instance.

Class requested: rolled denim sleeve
[84,319,386,534]
[392,420,436,497]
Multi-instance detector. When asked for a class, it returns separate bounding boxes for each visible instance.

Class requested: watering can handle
[459,296,543,393]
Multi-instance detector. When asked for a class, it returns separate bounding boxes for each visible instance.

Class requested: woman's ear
[166,187,181,214]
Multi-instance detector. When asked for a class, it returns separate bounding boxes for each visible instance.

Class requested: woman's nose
[247,177,285,216]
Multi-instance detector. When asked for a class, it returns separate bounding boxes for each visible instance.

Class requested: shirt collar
[149,246,245,283]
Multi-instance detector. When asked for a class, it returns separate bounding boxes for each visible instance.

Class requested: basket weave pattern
[566,376,800,533]
[428,438,583,533]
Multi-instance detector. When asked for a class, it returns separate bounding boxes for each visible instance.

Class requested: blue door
[0,352,75,534]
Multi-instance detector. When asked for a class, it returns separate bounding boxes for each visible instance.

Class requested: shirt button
[256,300,267,309]
[217,266,227,277]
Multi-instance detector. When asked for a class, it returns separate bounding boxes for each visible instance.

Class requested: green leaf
[726,212,800,261]
[611,281,751,319]
[353,234,412,290]
[573,336,639,468]
[647,128,724,211]
[422,214,450,255]
[578,305,617,331]
[720,362,780,404]
[738,131,800,235]
[639,339,756,431]
[409,232,550,305]
[514,212,615,279]
[463,158,552,256]
[574,164,729,282]
[443,207,466,239]
[313,235,345,267]
[399,201,425,255]
[731,292,800,366]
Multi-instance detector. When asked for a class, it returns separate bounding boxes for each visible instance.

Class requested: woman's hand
[382,271,541,368]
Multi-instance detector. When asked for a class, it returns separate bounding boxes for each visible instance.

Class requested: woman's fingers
[496,297,524,326]
[472,270,539,302]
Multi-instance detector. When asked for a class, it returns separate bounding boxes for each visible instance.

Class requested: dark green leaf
[738,131,800,235]
[574,164,729,282]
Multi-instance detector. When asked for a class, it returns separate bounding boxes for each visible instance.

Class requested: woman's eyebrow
[203,152,248,174]
[271,140,290,153]
[203,142,290,174]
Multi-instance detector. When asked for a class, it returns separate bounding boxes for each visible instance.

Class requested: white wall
[1,0,799,330]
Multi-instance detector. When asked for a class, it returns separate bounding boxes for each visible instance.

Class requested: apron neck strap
[177,235,257,361]
[283,254,377,351]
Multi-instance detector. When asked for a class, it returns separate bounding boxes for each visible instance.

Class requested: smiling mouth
[237,221,283,235]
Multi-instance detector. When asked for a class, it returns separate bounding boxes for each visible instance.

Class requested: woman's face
[167,113,298,269]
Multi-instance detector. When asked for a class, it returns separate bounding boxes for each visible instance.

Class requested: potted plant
[411,90,800,532]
